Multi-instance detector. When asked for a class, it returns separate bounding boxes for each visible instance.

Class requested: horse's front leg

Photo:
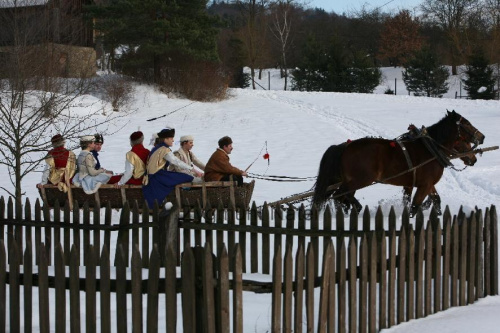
[410,185,433,217]
[402,187,412,209]
[429,192,442,215]
[420,187,442,215]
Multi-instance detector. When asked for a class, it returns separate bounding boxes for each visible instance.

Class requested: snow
[1,67,500,331]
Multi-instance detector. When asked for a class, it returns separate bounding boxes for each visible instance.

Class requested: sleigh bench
[37,180,255,210]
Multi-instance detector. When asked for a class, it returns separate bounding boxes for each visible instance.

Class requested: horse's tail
[313,143,347,207]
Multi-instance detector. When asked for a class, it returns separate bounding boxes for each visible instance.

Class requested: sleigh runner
[38,180,255,209]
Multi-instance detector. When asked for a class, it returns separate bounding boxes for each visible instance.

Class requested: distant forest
[208,0,500,77]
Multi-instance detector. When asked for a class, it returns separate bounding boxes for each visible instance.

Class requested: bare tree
[420,0,481,75]
[269,0,301,90]
[0,0,124,213]
[484,0,500,94]
[378,10,423,67]
[236,0,270,89]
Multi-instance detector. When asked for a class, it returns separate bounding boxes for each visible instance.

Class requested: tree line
[83,0,499,98]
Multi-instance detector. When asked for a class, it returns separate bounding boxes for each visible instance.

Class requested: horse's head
[447,110,485,148]
[452,140,477,166]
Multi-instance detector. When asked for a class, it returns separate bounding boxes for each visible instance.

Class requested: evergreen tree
[292,37,381,93]
[291,36,328,91]
[86,0,219,83]
[462,51,496,100]
[402,47,449,97]
[345,51,382,93]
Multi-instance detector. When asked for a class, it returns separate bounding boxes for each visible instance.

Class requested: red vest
[48,147,70,168]
[131,144,150,165]
[126,144,150,185]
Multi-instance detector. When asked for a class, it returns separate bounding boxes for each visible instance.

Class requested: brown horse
[313,110,485,216]
[402,139,478,215]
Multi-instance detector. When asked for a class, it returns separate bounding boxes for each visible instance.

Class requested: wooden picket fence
[0,195,498,332]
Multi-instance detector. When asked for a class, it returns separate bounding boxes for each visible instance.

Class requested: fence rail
[0,196,498,332]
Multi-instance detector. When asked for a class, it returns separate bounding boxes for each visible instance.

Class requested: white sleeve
[118,160,134,185]
[41,163,50,184]
[164,151,192,172]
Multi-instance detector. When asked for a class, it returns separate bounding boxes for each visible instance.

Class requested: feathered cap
[94,133,104,144]
[158,127,175,139]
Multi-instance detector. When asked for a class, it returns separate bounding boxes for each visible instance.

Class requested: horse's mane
[424,111,460,144]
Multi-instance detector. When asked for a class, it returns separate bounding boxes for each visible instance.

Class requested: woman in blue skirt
[142,127,203,209]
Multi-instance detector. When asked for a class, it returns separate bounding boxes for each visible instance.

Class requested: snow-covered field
[1,67,499,331]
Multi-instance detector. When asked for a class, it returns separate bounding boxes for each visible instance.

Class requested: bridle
[456,116,481,149]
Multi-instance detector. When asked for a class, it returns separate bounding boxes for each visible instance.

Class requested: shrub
[99,75,134,111]
[158,55,229,102]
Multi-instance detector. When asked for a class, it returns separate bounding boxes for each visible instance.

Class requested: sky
[309,0,423,14]
[2,67,500,331]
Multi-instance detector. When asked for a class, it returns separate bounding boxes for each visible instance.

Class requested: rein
[247,172,316,182]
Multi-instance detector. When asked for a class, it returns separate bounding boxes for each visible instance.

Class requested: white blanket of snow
[1,67,499,331]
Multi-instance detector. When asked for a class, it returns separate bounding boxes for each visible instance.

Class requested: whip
[146,101,197,121]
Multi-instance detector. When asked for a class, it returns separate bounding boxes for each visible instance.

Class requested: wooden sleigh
[38,180,255,210]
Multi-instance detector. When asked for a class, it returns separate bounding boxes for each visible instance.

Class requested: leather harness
[396,140,417,188]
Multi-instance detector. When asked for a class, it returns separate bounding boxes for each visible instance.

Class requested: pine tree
[86,0,219,82]
[462,51,496,100]
[292,37,381,93]
[346,51,382,93]
[402,47,449,97]
[291,36,328,91]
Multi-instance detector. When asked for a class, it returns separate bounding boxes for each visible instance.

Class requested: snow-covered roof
[0,0,49,9]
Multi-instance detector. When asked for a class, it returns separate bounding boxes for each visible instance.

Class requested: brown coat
[204,148,244,181]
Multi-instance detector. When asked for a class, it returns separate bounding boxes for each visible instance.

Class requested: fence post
[491,206,498,295]
[159,205,179,265]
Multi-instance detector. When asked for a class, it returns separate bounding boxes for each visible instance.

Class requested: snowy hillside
[2,67,499,216]
[1,67,499,332]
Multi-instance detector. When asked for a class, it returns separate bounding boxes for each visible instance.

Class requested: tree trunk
[154,54,162,84]
[282,47,287,91]
[251,67,256,89]
[15,154,22,219]
[452,64,457,76]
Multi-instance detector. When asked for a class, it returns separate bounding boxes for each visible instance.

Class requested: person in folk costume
[36,134,77,192]
[142,127,203,209]
[73,135,113,194]
[169,135,205,182]
[204,136,247,186]
[149,132,163,147]
[92,133,121,184]
[114,131,150,187]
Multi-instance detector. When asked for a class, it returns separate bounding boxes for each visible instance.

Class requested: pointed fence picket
[0,196,497,332]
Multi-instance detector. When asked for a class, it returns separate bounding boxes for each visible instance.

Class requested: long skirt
[78,173,112,194]
[142,170,193,208]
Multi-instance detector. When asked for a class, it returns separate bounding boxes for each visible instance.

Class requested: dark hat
[94,133,104,144]
[130,131,144,141]
[158,128,175,139]
[51,134,64,144]
[50,134,65,147]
